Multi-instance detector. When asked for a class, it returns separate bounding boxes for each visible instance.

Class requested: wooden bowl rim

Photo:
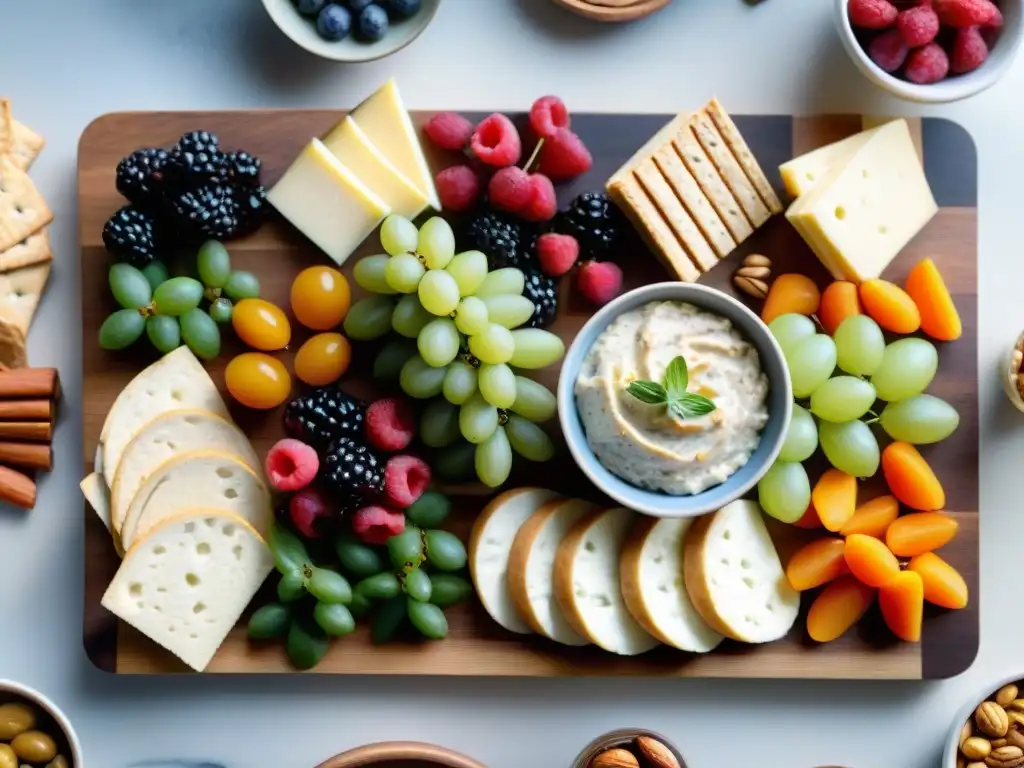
[549,0,672,22]
[314,741,487,768]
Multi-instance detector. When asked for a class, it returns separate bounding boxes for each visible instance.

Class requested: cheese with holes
[779,127,880,198]
[267,138,390,266]
[101,509,274,671]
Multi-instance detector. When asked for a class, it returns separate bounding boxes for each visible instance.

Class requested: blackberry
[101,206,161,266]
[554,192,624,259]
[320,438,384,507]
[230,184,269,236]
[284,387,365,450]
[115,148,170,208]
[171,183,239,240]
[523,270,558,329]
[167,130,225,187]
[221,151,261,186]
[464,210,534,271]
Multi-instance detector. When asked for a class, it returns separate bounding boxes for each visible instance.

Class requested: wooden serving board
[79,110,979,678]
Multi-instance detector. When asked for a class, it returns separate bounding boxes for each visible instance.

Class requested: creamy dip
[575,301,769,495]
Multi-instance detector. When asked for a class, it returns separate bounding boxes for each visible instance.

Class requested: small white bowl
[834,0,1023,102]
[0,680,83,767]
[942,671,1024,767]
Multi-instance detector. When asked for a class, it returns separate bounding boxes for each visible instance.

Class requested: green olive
[11,731,56,763]
[45,756,68,768]
[0,703,35,740]
[0,743,18,768]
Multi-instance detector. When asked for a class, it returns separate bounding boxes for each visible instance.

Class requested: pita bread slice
[0,262,50,332]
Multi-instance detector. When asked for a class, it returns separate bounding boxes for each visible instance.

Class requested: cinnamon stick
[0,464,36,509]
[0,421,50,442]
[0,368,60,400]
[0,442,51,471]
[0,399,52,421]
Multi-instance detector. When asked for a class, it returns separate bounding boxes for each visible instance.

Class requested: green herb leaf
[663,356,689,396]
[669,393,718,420]
[626,380,668,405]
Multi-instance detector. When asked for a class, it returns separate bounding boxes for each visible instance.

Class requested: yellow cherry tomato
[291,266,351,331]
[294,332,352,387]
[232,298,291,351]
[225,352,292,410]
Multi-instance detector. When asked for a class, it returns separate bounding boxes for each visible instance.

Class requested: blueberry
[384,0,420,18]
[296,0,327,17]
[357,4,389,41]
[345,0,373,13]
[316,4,352,40]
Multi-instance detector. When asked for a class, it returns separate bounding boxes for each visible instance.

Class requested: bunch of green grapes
[347,215,564,488]
[757,312,959,524]
[99,240,260,360]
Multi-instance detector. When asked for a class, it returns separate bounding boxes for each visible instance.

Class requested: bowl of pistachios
[0,680,81,768]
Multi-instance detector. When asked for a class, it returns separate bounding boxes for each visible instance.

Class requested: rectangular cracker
[0,262,50,333]
[704,98,784,214]
[0,100,11,157]
[0,230,51,271]
[691,112,771,228]
[9,120,45,172]
[652,144,735,258]
[633,158,716,273]
[0,158,53,252]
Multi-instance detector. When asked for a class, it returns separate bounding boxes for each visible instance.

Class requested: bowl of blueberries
[263,0,440,62]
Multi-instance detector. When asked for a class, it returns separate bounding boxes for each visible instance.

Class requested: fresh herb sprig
[625,356,717,421]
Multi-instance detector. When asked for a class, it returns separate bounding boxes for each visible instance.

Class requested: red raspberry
[383,455,431,509]
[520,174,557,223]
[981,5,1003,43]
[488,166,533,214]
[849,0,899,28]
[470,114,522,167]
[868,29,910,71]
[265,438,319,493]
[951,25,990,72]
[577,261,624,306]
[365,398,416,452]
[423,112,474,151]
[435,165,481,213]
[352,505,405,545]
[288,486,334,540]
[934,0,997,26]
[529,95,571,140]
[896,4,940,45]
[536,233,580,277]
[536,128,593,182]
[904,42,950,82]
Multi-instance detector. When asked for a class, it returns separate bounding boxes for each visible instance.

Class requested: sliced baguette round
[507,498,596,646]
[620,517,723,653]
[553,507,659,656]
[469,487,559,635]
[683,499,799,643]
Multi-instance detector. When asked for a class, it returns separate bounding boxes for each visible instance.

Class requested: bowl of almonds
[945,673,1024,768]
[571,729,685,768]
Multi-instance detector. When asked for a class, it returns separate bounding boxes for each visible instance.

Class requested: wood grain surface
[79,110,979,678]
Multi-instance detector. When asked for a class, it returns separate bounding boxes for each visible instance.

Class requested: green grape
[768,313,816,358]
[385,252,426,293]
[349,592,373,619]
[429,574,472,608]
[468,324,514,365]
[481,295,535,329]
[407,598,448,639]
[335,537,385,579]
[268,522,311,574]
[453,296,489,336]
[834,315,885,376]
[374,338,417,384]
[313,602,356,637]
[420,399,460,448]
[818,420,880,478]
[286,617,330,670]
[380,214,419,256]
[354,254,398,295]
[392,294,434,338]
[425,530,467,571]
[388,525,426,570]
[504,413,555,462]
[109,263,152,309]
[405,490,452,528]
[146,315,181,354]
[433,440,477,482]
[197,240,232,289]
[477,363,517,409]
[879,394,959,444]
[473,268,524,298]
[445,250,488,295]
[99,309,145,350]
[509,329,565,369]
[343,296,396,341]
[443,360,478,405]
[459,393,499,444]
[418,269,461,316]
[476,426,513,488]
[809,376,877,423]
[371,596,409,644]
[417,216,456,269]
[153,277,204,316]
[223,270,261,301]
[787,334,837,398]
[141,260,169,291]
[179,308,221,360]
[870,338,938,402]
[247,603,291,639]
[510,377,557,423]
[403,568,433,602]
[306,567,352,605]
[356,572,402,601]
[277,570,306,602]
[400,354,446,399]
[417,318,460,368]
[778,404,817,462]
[208,297,233,325]
[757,461,811,523]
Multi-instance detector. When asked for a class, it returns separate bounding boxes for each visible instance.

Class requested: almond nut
[735,265,771,281]
[733,275,768,299]
[635,736,680,768]
[742,254,771,269]
[964,737,994,760]
[1010,700,1024,713]
[985,745,1024,768]
[590,748,640,768]
[979,702,1011,738]
[999,687,1021,708]
[1006,730,1024,751]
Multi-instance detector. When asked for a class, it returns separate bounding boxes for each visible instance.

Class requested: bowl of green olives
[0,681,81,768]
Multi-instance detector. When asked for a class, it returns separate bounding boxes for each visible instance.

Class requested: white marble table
[1,0,1021,765]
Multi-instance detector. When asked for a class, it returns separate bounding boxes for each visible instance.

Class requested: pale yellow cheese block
[779,127,881,199]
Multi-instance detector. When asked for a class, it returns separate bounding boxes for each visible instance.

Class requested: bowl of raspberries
[837,0,1021,101]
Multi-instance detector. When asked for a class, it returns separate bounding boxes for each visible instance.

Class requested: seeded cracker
[9,119,45,172]
[0,262,51,333]
[0,157,53,253]
[704,98,784,214]
[0,314,27,369]
[691,112,771,228]
[0,230,51,271]
[0,100,11,157]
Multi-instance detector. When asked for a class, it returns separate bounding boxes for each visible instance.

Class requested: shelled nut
[964,737,994,760]
[984,744,1024,767]
[1007,730,1024,750]
[635,736,681,768]
[998,687,1020,708]
[732,254,772,299]
[590,748,639,768]
[979,703,1011,738]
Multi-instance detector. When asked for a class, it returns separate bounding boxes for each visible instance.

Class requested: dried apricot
[806,576,876,643]
[843,533,900,588]
[905,258,961,342]
[818,281,862,336]
[761,273,821,324]
[879,570,924,642]
[811,469,857,532]
[793,502,823,530]
[786,537,849,591]
[885,512,958,557]
[859,279,921,335]
[839,495,899,539]
[908,551,968,609]
[881,442,945,511]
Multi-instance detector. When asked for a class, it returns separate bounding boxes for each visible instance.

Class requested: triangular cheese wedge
[779,126,883,199]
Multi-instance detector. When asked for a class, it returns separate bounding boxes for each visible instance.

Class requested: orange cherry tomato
[232,298,291,351]
[291,266,351,331]
[225,352,292,410]
[294,332,352,386]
